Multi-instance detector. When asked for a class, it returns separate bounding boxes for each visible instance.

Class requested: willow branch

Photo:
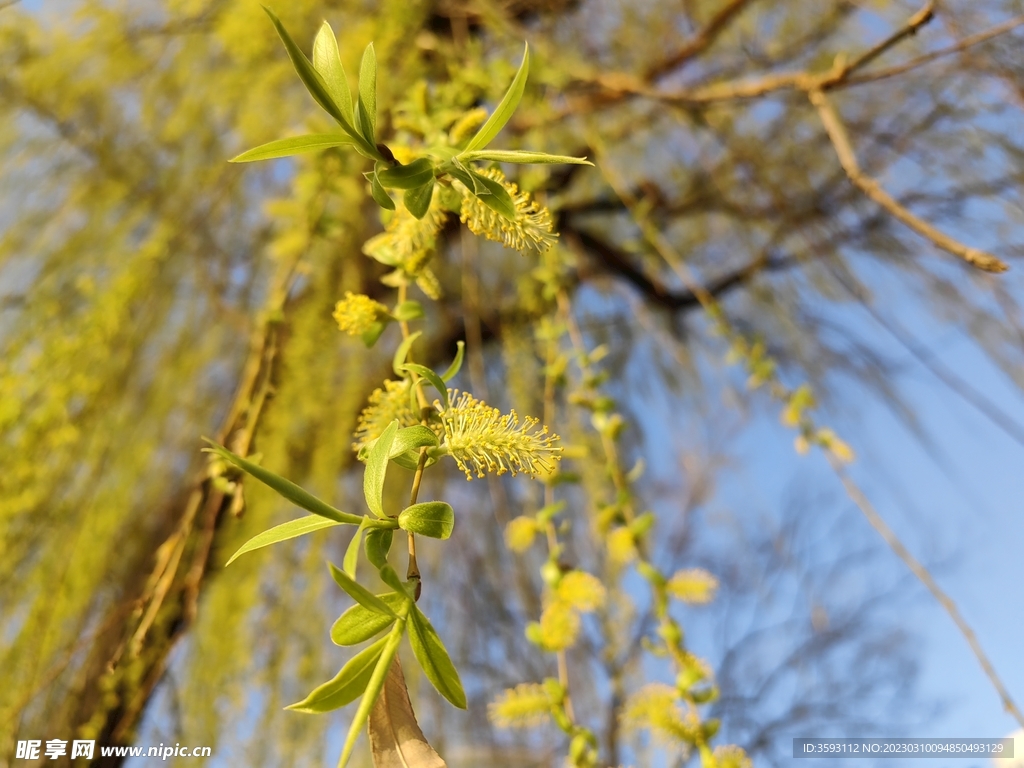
[644,0,755,80]
[809,88,1007,273]
[828,456,1024,729]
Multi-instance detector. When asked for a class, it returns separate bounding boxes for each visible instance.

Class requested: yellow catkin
[442,391,562,480]
[487,683,552,728]
[459,168,557,253]
[353,379,421,454]
[666,568,719,605]
[556,571,607,613]
[539,600,580,651]
[333,293,386,336]
[505,516,538,553]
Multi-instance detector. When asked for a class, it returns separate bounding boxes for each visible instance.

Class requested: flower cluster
[459,168,557,254]
[333,292,386,336]
[352,379,421,454]
[441,391,562,479]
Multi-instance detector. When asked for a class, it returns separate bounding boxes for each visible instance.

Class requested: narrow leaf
[262,7,375,158]
[392,300,424,322]
[368,171,396,210]
[463,43,529,153]
[460,149,592,165]
[286,636,388,713]
[312,21,353,124]
[362,320,387,347]
[469,169,516,220]
[364,528,393,569]
[226,515,343,566]
[392,330,422,376]
[400,364,449,411]
[377,158,434,189]
[357,42,377,146]
[391,426,439,457]
[378,564,411,597]
[229,134,356,163]
[339,620,405,768]
[441,341,465,382]
[344,517,371,578]
[368,656,447,768]
[398,501,454,540]
[203,441,361,525]
[363,420,400,517]
[408,606,467,708]
[403,178,435,220]
[329,562,398,617]
[332,591,405,645]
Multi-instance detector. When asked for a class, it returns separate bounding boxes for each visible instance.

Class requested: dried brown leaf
[368,656,447,768]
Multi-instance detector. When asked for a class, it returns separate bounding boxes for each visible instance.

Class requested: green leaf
[400,363,449,411]
[312,21,353,125]
[469,169,516,220]
[392,330,422,376]
[368,171,396,210]
[377,158,434,190]
[226,515,343,566]
[460,149,593,165]
[344,517,371,578]
[331,591,405,645]
[262,7,376,159]
[391,425,439,457]
[403,178,435,220]
[229,134,356,163]
[441,341,465,382]
[364,528,393,569]
[391,300,424,322]
[408,606,467,708]
[378,564,411,597]
[329,562,398,617]
[463,43,529,153]
[363,420,399,518]
[203,440,362,525]
[398,501,454,540]
[361,320,387,347]
[356,43,377,146]
[339,620,405,768]
[287,636,389,713]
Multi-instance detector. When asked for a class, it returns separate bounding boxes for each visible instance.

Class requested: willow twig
[809,88,1007,273]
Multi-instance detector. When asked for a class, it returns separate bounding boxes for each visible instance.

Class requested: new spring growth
[459,168,558,254]
[441,390,562,479]
[333,292,387,335]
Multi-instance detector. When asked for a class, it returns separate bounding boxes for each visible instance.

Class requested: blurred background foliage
[1,0,1023,765]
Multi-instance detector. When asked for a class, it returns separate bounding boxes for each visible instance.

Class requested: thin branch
[844,13,1024,87]
[645,0,756,81]
[808,88,1007,273]
[834,2,935,84]
[828,456,1024,730]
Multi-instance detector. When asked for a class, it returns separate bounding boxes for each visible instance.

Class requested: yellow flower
[362,193,447,272]
[353,379,420,454]
[556,571,606,613]
[621,684,699,744]
[442,391,562,480]
[666,568,718,605]
[333,292,386,336]
[714,745,753,768]
[505,516,538,553]
[459,168,557,253]
[488,683,552,728]
[539,600,579,651]
[607,527,637,565]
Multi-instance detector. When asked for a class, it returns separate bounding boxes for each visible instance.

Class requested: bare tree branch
[809,88,1008,273]
[828,456,1024,730]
